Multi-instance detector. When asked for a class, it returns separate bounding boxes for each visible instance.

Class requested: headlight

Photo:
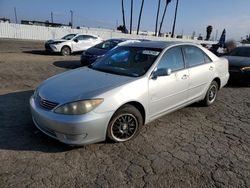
[54,99,103,115]
[241,66,250,71]
[33,88,38,99]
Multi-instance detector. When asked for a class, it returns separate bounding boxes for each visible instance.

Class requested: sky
[0,0,249,41]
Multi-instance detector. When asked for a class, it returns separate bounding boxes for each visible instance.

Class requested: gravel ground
[0,39,250,188]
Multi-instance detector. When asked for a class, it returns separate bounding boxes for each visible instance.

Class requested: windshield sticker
[142,50,160,56]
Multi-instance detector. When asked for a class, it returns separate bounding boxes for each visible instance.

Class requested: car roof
[121,41,186,49]
[75,33,99,37]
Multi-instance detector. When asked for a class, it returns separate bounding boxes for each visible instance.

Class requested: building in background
[21,20,70,28]
[0,18,11,23]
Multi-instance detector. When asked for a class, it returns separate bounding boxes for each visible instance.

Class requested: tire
[61,46,71,56]
[107,104,143,143]
[202,81,218,106]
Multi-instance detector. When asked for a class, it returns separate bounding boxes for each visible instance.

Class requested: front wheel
[61,46,71,56]
[202,81,218,106]
[107,105,143,143]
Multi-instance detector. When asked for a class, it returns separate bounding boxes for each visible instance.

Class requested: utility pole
[14,7,18,23]
[51,12,54,23]
[171,0,179,38]
[70,10,73,28]
[130,0,133,34]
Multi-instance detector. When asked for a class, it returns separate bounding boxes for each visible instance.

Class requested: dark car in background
[224,46,250,85]
[80,39,141,66]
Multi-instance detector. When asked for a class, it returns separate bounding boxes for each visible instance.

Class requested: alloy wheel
[110,113,138,142]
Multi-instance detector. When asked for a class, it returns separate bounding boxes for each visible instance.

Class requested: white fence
[0,23,214,44]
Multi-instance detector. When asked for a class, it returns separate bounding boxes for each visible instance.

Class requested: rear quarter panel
[214,57,229,88]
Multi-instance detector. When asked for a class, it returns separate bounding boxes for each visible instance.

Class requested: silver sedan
[30,41,229,145]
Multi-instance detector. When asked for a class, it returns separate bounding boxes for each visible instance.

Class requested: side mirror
[151,68,172,79]
[74,38,78,43]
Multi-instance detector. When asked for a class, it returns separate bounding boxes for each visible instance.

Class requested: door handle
[181,74,189,79]
[209,66,214,71]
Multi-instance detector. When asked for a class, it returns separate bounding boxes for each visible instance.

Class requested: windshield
[94,40,120,50]
[228,47,250,57]
[62,34,77,40]
[89,46,162,77]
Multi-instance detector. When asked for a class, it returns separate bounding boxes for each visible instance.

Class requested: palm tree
[158,0,171,36]
[155,0,161,36]
[121,0,126,30]
[136,0,145,35]
[206,25,213,40]
[130,0,133,34]
[171,0,179,38]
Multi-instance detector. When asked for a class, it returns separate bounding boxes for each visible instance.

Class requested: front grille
[45,43,53,51]
[38,95,59,110]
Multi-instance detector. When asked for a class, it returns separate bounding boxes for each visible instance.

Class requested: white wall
[0,23,215,44]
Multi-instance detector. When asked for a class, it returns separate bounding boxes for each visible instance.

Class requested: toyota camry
[30,41,229,145]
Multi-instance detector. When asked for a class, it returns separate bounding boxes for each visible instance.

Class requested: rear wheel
[61,46,71,56]
[202,81,218,106]
[107,105,143,143]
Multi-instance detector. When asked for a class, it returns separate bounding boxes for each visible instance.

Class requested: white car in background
[45,34,102,56]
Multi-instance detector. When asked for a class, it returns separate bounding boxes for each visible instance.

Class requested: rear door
[72,35,93,52]
[148,46,189,118]
[182,45,215,101]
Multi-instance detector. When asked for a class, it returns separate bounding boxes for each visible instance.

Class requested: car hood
[224,56,250,67]
[85,47,108,56]
[38,67,134,104]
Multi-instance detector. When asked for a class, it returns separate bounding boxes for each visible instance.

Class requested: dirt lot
[0,39,250,188]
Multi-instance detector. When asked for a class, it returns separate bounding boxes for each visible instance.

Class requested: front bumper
[229,69,250,84]
[45,43,60,52]
[30,96,113,145]
[80,54,97,66]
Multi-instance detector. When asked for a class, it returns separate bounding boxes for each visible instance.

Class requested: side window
[157,47,185,72]
[184,46,211,67]
[75,35,93,41]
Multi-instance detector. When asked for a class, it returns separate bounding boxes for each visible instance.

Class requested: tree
[206,25,213,41]
[136,0,145,35]
[130,0,133,34]
[158,0,171,36]
[241,35,250,44]
[171,0,179,38]
[121,0,127,31]
[155,0,161,36]
[117,25,128,33]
